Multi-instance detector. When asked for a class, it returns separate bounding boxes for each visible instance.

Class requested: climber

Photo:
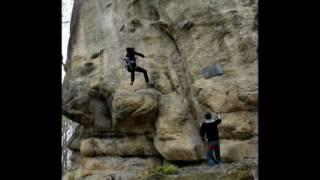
[200,112,222,166]
[124,47,152,87]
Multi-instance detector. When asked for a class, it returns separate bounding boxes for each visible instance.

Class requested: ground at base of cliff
[137,159,257,180]
[63,158,257,180]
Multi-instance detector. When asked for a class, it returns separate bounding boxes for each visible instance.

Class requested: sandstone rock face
[112,89,160,133]
[154,94,206,160]
[219,111,257,140]
[221,137,258,162]
[63,156,162,180]
[62,0,258,179]
[80,136,159,157]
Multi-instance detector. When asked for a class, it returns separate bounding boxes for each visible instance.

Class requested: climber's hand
[217,112,221,119]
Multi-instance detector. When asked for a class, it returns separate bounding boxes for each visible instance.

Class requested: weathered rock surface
[80,136,159,157]
[193,78,258,113]
[112,89,160,134]
[219,111,257,140]
[154,94,206,160]
[221,137,258,162]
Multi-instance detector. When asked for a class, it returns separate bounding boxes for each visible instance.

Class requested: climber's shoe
[208,160,216,166]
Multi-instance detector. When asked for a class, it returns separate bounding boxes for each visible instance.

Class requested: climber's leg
[135,66,149,84]
[129,64,136,85]
[130,70,135,85]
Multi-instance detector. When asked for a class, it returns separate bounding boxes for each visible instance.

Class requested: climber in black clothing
[200,112,222,166]
[124,47,151,87]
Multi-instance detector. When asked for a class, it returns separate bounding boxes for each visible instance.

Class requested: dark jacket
[125,49,145,64]
[200,117,222,141]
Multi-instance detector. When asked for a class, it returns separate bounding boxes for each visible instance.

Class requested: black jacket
[126,50,145,64]
[200,117,222,141]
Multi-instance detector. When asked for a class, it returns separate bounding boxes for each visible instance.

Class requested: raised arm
[215,113,222,124]
[134,51,145,58]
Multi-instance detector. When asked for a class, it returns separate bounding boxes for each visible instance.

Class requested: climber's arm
[215,113,222,124]
[134,51,145,58]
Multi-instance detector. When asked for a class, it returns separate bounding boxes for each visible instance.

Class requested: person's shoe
[130,82,133,86]
[216,159,221,164]
[208,160,216,166]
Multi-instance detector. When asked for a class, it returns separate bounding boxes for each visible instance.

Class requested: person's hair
[126,47,134,52]
[204,112,211,119]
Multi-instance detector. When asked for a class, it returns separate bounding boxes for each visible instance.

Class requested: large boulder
[193,78,258,113]
[221,137,258,162]
[111,89,160,134]
[219,111,257,140]
[62,89,112,133]
[154,93,206,160]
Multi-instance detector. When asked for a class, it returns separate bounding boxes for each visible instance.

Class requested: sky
[62,0,74,82]
[61,0,76,169]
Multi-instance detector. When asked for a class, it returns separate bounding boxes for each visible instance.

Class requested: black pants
[127,63,149,83]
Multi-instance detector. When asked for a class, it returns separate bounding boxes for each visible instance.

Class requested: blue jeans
[207,141,221,166]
